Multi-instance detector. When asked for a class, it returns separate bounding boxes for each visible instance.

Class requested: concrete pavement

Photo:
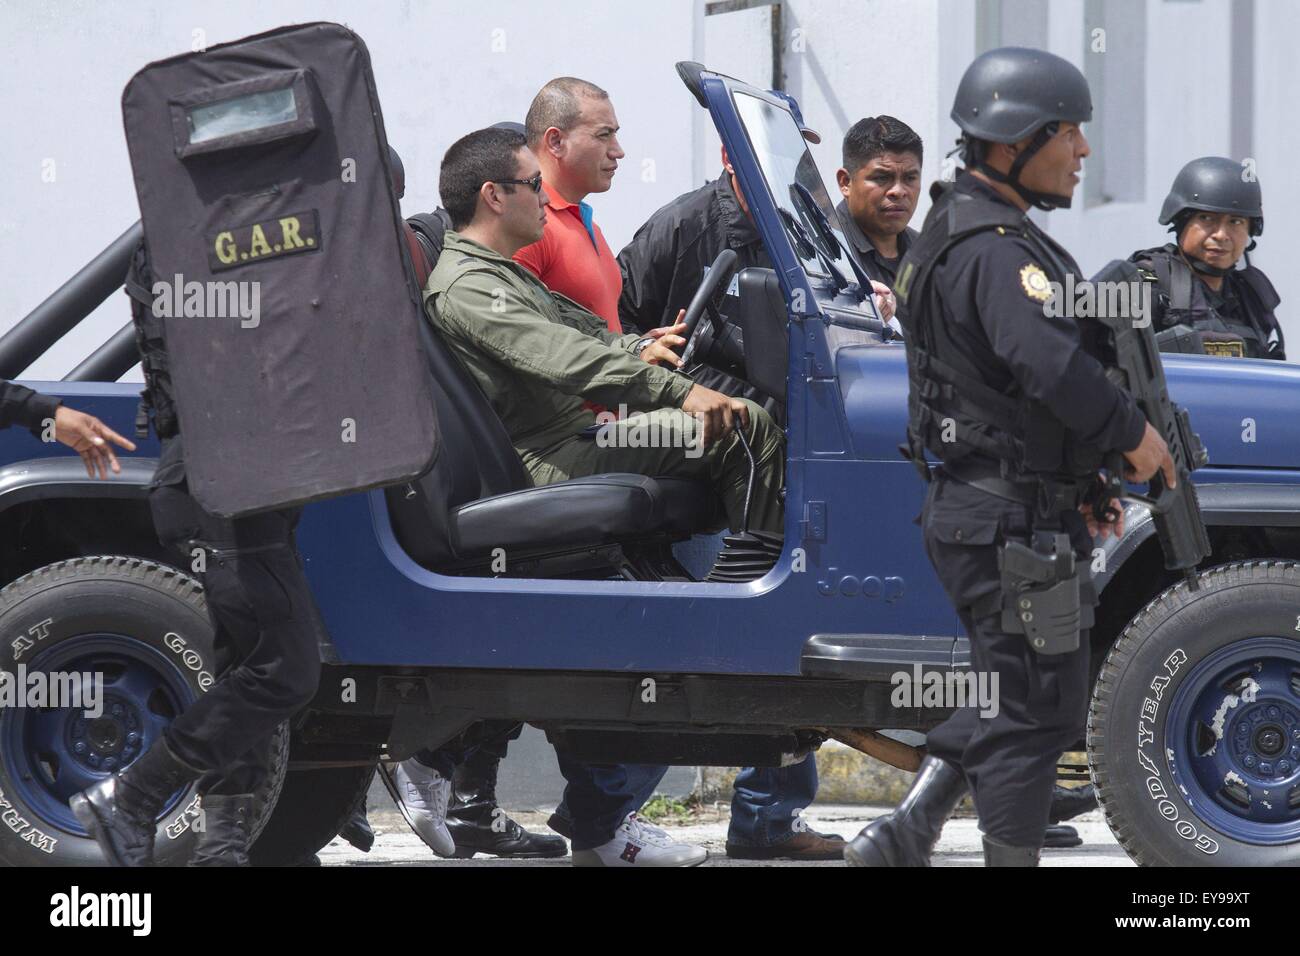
[318,802,1134,867]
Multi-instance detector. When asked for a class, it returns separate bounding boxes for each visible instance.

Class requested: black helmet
[951,47,1091,210]
[952,46,1092,141]
[1159,156,1263,237]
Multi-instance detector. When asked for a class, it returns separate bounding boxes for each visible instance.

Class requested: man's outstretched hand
[52,405,136,479]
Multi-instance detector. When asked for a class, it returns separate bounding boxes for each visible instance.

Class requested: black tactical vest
[125,240,180,440]
[895,182,1101,482]
[1130,244,1284,360]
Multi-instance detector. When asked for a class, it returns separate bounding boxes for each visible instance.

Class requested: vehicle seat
[386,221,720,571]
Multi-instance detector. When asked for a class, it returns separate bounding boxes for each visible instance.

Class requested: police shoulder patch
[1018,262,1052,303]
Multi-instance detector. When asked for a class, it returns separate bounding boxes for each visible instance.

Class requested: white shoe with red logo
[571,812,708,867]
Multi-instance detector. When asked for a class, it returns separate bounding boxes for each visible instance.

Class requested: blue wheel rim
[1166,635,1300,846]
[1,634,197,836]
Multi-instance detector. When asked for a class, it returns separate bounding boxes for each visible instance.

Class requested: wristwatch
[633,336,656,357]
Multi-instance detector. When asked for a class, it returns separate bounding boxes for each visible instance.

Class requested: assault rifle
[1090,259,1211,589]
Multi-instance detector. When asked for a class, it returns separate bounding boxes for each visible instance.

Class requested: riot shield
[121,21,438,516]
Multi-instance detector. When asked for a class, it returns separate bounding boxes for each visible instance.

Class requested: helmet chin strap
[1185,255,1234,279]
[973,122,1073,211]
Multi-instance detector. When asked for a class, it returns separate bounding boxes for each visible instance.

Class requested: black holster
[998,531,1092,656]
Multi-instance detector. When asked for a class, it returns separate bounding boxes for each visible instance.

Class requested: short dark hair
[842,115,923,173]
[525,77,609,148]
[439,127,528,230]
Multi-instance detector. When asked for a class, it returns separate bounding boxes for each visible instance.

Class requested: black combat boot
[445,751,567,859]
[844,756,968,867]
[1043,783,1097,848]
[1049,782,1097,823]
[339,793,375,852]
[983,834,1040,866]
[189,794,254,866]
[70,737,201,867]
[1043,824,1081,848]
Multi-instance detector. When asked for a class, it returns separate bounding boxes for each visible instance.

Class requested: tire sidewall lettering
[0,561,223,866]
[1098,569,1300,865]
[1134,644,1220,855]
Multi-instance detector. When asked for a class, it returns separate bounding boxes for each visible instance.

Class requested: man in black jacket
[618,144,778,414]
[619,95,895,417]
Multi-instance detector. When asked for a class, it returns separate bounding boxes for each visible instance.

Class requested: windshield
[732,90,866,307]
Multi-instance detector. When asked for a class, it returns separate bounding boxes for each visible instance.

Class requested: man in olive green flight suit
[425,127,784,533]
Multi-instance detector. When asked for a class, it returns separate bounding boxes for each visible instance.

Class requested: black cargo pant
[414,719,523,777]
[149,481,324,795]
[920,474,1094,848]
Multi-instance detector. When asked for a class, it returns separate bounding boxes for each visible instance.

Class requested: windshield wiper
[790,181,875,295]
[777,205,849,292]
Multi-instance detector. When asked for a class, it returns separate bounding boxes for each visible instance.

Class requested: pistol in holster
[998,530,1093,656]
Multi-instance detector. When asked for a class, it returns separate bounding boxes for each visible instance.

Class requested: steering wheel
[677,248,740,370]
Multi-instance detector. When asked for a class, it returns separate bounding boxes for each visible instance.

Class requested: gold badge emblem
[1019,263,1052,303]
[1203,339,1246,358]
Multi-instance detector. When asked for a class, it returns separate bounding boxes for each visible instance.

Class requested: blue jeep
[1,60,1298,868]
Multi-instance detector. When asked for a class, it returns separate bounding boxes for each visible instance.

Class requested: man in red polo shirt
[511,77,706,865]
[515,77,625,332]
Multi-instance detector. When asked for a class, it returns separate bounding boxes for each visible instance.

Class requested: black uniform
[0,382,60,436]
[898,173,1144,847]
[1129,243,1285,360]
[127,243,323,797]
[835,198,917,287]
[617,171,778,414]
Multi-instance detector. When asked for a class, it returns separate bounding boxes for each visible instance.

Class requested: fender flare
[1094,482,1300,593]
[0,456,158,512]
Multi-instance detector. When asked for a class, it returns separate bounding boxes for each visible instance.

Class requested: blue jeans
[726,756,820,847]
[553,758,669,851]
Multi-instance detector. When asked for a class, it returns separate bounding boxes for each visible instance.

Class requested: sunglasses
[491,173,544,193]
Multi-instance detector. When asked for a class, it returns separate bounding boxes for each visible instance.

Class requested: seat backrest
[386,219,532,568]
[404,225,431,289]
[407,210,452,266]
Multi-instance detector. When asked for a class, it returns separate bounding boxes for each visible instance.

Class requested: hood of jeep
[835,345,1300,470]
[1164,354,1300,469]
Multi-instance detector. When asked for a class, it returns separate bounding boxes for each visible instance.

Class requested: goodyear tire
[0,557,287,866]
[1089,561,1300,866]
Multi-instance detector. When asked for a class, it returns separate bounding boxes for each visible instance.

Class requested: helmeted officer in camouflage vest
[1129,156,1284,360]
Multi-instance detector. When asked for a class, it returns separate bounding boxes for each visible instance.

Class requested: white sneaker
[571,812,708,867]
[381,758,455,858]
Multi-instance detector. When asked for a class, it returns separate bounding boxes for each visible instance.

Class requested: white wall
[784,0,946,212]
[4,0,1296,381]
[1250,0,1300,348]
[0,0,700,380]
[976,0,1299,352]
[697,0,946,232]
[1048,0,1238,277]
